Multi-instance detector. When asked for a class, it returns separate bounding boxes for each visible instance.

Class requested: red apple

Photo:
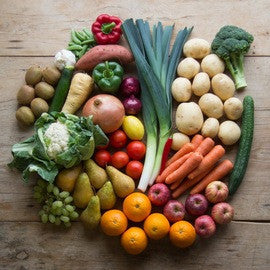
[163,200,185,223]
[195,215,216,238]
[185,194,208,216]
[148,183,170,206]
[211,202,234,224]
[205,181,229,203]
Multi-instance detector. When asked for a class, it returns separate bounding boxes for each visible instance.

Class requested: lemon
[122,116,144,140]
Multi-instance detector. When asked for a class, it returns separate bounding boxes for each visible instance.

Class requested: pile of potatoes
[171,38,243,149]
[16,65,61,126]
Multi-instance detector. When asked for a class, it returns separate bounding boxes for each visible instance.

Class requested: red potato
[75,45,134,71]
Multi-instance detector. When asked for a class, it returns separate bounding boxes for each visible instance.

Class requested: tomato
[109,130,127,148]
[111,151,129,169]
[94,150,111,167]
[96,142,109,150]
[126,161,143,180]
[126,141,146,160]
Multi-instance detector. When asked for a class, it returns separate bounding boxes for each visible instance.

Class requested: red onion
[122,95,142,115]
[120,76,140,97]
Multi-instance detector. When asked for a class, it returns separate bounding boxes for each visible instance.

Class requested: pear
[73,172,94,209]
[80,195,101,229]
[106,166,135,198]
[97,181,117,210]
[84,159,108,189]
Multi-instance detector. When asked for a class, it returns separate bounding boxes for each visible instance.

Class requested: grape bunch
[33,179,79,227]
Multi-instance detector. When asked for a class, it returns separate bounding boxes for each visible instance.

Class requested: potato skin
[212,73,235,101]
[176,102,204,135]
[171,77,192,102]
[218,121,241,145]
[177,58,200,79]
[201,118,219,138]
[171,132,190,151]
[201,54,225,78]
[192,72,210,96]
[183,38,211,59]
[199,93,224,119]
[224,97,243,120]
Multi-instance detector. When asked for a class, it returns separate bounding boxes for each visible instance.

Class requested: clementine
[123,192,151,222]
[121,227,148,255]
[143,213,170,240]
[100,210,128,236]
[169,220,196,248]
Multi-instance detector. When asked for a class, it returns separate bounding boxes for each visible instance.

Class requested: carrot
[165,152,203,184]
[156,152,193,183]
[188,145,225,180]
[191,134,204,148]
[75,45,134,71]
[62,73,94,114]
[165,143,195,167]
[190,159,234,194]
[171,166,214,198]
[170,179,182,190]
[195,137,215,156]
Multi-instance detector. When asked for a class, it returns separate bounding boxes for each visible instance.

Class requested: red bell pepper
[91,14,122,45]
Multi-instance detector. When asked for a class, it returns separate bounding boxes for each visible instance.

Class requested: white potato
[176,102,204,135]
[171,77,192,102]
[211,73,236,101]
[224,97,243,120]
[201,118,219,138]
[183,38,211,59]
[171,133,190,151]
[218,121,241,145]
[199,93,224,119]
[177,58,200,79]
[192,72,211,96]
[201,54,225,78]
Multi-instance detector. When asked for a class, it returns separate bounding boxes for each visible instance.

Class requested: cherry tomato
[109,130,127,148]
[111,151,129,169]
[94,150,111,167]
[96,142,109,150]
[126,141,146,160]
[126,161,144,180]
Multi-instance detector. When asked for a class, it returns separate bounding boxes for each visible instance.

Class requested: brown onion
[82,94,125,133]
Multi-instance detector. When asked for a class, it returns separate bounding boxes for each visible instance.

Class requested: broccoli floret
[211,25,254,89]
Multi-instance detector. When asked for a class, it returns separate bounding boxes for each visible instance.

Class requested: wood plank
[0,0,269,56]
[0,221,269,270]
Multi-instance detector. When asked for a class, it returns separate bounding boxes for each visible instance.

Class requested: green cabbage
[8,112,108,183]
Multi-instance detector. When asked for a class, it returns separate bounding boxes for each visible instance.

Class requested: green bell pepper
[92,61,124,93]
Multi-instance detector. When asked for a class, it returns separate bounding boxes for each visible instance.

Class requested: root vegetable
[17,85,35,105]
[192,72,210,96]
[191,134,204,148]
[15,106,35,126]
[30,98,49,117]
[183,38,211,59]
[218,121,241,145]
[177,58,200,79]
[171,132,190,151]
[176,102,204,135]
[224,97,243,120]
[201,54,225,78]
[211,73,235,101]
[201,118,219,138]
[171,77,192,102]
[195,137,215,156]
[35,82,55,100]
[199,93,224,119]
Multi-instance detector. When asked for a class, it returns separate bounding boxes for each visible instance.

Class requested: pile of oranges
[100,192,196,255]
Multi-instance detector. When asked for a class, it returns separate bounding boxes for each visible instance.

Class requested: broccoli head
[211,25,254,89]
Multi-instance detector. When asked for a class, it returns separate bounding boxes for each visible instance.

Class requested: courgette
[49,66,74,113]
[229,95,254,195]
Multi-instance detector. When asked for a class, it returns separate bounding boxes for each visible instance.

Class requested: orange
[169,221,196,248]
[121,227,148,255]
[143,213,170,240]
[123,192,151,222]
[100,210,128,236]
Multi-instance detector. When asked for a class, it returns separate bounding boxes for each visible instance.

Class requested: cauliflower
[54,49,76,70]
[44,122,69,159]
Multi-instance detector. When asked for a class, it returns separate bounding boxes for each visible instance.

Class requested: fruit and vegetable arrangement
[8,14,255,255]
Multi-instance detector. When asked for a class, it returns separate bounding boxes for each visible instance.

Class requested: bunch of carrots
[156,135,234,198]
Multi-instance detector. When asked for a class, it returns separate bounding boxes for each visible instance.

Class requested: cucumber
[229,95,254,195]
[49,66,74,113]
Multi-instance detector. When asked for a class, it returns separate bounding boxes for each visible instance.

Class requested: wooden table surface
[0,0,270,269]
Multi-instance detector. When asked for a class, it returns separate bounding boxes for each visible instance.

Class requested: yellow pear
[97,181,116,210]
